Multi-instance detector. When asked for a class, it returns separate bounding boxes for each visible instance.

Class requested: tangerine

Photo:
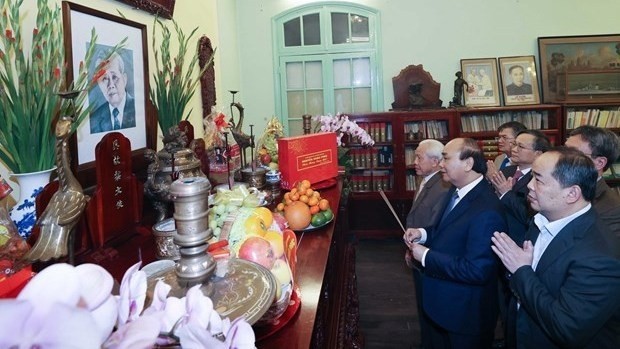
[319,199,330,211]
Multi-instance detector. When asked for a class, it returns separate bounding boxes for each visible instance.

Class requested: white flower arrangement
[0,262,254,349]
[313,114,375,146]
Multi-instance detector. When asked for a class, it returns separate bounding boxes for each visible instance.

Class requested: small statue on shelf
[450,71,468,107]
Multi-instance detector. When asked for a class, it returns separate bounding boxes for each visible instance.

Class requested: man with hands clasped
[404,138,507,349]
[491,147,620,349]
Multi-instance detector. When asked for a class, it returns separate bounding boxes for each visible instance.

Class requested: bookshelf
[346,109,458,238]
[455,104,563,160]
[561,102,620,188]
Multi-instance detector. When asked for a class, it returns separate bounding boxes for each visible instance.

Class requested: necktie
[512,169,524,186]
[532,227,553,270]
[439,190,459,223]
[414,179,427,202]
[112,108,120,130]
[500,156,510,169]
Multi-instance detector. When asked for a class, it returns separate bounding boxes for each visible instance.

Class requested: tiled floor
[356,238,420,349]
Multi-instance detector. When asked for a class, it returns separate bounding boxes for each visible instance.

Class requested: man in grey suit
[492,148,620,348]
[404,139,451,349]
[565,125,620,237]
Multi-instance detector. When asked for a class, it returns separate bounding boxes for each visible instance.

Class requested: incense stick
[378,189,406,234]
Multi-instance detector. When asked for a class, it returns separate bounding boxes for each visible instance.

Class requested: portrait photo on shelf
[538,34,620,103]
[498,55,541,106]
[62,1,156,182]
[461,58,501,107]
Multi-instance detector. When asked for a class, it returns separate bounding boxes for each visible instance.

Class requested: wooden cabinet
[456,104,563,152]
[346,109,459,238]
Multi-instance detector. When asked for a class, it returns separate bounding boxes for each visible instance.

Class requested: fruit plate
[254,285,302,340]
[293,216,334,233]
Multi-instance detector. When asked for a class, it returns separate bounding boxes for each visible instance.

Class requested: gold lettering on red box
[296,150,333,171]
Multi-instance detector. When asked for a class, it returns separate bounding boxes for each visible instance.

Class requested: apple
[270,258,292,295]
[238,236,276,269]
[260,153,272,166]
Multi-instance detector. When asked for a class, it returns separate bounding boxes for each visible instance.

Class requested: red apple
[238,236,276,269]
[260,153,272,165]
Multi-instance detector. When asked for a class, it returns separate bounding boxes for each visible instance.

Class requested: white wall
[235,0,620,132]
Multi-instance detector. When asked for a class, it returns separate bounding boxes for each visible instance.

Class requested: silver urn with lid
[169,177,215,286]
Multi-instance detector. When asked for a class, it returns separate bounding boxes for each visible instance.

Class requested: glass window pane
[307,90,324,116]
[284,18,301,47]
[287,91,305,118]
[288,119,304,137]
[331,12,349,44]
[334,88,352,114]
[350,14,369,42]
[286,62,304,89]
[352,58,370,86]
[303,13,321,45]
[305,61,323,89]
[353,88,371,113]
[333,59,351,88]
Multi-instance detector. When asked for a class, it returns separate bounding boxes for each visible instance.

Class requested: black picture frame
[62,1,156,187]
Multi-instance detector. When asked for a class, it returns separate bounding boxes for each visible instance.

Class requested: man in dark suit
[565,125,620,237]
[487,122,527,177]
[492,147,620,349]
[489,130,551,245]
[405,138,507,349]
[488,130,550,347]
[404,139,451,349]
[90,52,136,134]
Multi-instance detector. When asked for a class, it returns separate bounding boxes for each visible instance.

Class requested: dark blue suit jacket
[500,165,534,246]
[509,208,620,348]
[422,179,507,335]
[90,94,136,134]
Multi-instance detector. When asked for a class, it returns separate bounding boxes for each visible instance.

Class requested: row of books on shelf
[565,108,620,129]
[350,147,393,168]
[405,173,419,191]
[461,111,549,133]
[404,120,449,140]
[355,122,392,143]
[350,172,393,192]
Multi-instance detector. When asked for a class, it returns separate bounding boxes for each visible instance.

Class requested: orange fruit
[276,203,285,211]
[319,199,330,211]
[284,192,291,200]
[301,179,311,188]
[306,188,314,197]
[299,194,309,203]
[291,193,300,201]
[290,188,298,195]
[284,201,312,230]
[310,205,320,214]
[308,197,319,207]
[312,191,320,198]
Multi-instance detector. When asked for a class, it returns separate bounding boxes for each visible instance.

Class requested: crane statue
[22,91,89,263]
[228,91,253,167]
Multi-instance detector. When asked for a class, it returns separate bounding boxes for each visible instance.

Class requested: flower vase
[9,168,56,238]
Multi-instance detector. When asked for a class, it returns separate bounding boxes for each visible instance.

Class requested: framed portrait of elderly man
[461,58,501,107]
[499,56,541,106]
[62,2,156,186]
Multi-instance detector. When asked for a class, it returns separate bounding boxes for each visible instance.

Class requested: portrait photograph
[63,2,152,169]
[538,34,620,103]
[88,45,137,134]
[461,58,501,107]
[499,56,541,106]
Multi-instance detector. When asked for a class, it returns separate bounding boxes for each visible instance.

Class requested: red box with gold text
[278,133,338,189]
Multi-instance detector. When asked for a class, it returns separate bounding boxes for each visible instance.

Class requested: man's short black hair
[460,138,487,175]
[569,125,620,171]
[550,147,598,202]
[517,129,551,152]
[498,121,527,136]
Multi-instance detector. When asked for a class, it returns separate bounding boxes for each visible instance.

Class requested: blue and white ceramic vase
[9,168,55,238]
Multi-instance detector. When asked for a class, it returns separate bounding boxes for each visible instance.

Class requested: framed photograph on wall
[461,58,501,107]
[498,56,541,106]
[62,2,156,186]
[114,0,176,19]
[538,34,620,103]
